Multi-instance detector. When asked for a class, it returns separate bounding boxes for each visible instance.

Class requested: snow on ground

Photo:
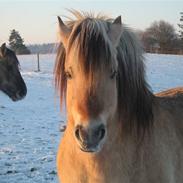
[0,54,65,183]
[145,53,183,92]
[0,53,183,183]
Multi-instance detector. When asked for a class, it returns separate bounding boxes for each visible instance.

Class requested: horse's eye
[65,71,72,80]
[110,70,117,79]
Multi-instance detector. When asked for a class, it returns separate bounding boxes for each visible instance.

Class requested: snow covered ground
[0,53,183,183]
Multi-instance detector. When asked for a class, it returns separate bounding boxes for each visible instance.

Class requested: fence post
[37,53,40,72]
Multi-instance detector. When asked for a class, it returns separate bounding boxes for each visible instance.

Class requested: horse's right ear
[0,43,7,57]
[57,16,71,48]
[108,16,123,47]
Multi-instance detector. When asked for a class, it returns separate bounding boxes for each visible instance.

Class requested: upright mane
[55,10,154,136]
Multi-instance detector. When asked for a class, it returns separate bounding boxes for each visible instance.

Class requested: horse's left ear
[108,16,122,47]
[0,43,7,57]
[57,16,71,48]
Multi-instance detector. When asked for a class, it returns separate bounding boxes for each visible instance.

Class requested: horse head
[55,11,153,153]
[0,43,27,101]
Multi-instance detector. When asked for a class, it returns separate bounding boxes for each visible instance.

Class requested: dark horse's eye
[65,71,72,80]
[110,70,117,79]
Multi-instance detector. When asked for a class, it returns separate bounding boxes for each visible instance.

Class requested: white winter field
[0,53,183,183]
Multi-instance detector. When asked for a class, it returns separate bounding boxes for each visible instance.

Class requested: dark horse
[0,43,27,101]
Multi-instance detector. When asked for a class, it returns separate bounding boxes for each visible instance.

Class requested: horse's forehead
[66,46,117,75]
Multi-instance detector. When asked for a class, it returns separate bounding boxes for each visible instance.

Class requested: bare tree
[145,20,177,52]
[141,30,158,52]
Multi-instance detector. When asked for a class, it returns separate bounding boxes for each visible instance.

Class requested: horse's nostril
[75,127,81,141]
[99,128,105,140]
[75,125,86,143]
[95,125,106,141]
[17,90,22,95]
[16,90,24,98]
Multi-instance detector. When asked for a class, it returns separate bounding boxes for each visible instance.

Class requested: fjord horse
[55,11,183,183]
[0,43,27,101]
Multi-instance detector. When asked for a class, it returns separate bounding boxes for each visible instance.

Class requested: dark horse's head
[0,43,27,101]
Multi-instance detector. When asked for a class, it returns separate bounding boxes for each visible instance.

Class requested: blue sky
[0,0,182,44]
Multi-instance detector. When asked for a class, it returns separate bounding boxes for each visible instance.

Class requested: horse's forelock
[67,18,114,75]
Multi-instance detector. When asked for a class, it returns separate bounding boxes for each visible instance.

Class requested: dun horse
[55,11,183,183]
[0,43,27,101]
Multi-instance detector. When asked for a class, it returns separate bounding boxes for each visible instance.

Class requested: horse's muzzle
[74,124,106,153]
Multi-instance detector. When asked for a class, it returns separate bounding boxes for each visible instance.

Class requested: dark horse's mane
[55,10,154,136]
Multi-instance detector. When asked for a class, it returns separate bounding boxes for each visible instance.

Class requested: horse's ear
[57,16,71,48]
[0,43,7,57]
[108,16,122,47]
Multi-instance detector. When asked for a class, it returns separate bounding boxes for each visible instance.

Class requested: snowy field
[0,53,183,183]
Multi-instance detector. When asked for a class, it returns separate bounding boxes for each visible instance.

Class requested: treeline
[137,12,183,54]
[138,21,182,54]
[27,43,57,54]
[28,12,183,55]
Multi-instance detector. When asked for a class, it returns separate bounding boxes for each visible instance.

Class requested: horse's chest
[58,136,126,183]
[60,159,105,183]
[59,152,125,183]
[60,167,119,183]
